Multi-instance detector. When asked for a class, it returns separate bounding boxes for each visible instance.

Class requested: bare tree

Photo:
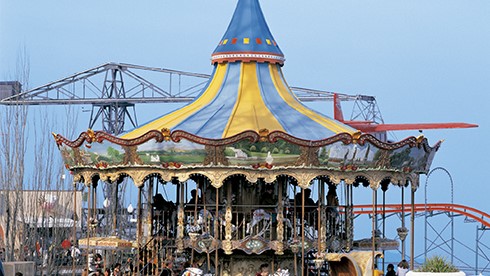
[0,46,29,262]
[1,47,81,275]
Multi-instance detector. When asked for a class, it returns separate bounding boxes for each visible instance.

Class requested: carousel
[53,0,441,275]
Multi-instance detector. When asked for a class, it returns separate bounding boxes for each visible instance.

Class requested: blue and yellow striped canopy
[122,0,356,140]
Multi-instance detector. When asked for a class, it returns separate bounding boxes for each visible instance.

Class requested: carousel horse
[182,267,203,276]
[294,218,318,239]
[274,269,290,276]
[185,209,213,233]
[246,209,294,236]
[246,209,271,235]
[186,209,236,234]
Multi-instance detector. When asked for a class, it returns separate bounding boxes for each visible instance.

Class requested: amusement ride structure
[2,0,486,275]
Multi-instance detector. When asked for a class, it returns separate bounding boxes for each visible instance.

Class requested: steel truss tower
[0,62,383,136]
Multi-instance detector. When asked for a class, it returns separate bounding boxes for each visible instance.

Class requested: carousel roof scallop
[121,0,357,140]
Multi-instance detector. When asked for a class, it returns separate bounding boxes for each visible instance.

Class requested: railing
[152,203,348,251]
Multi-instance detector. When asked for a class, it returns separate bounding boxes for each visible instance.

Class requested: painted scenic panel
[224,139,301,166]
[60,139,206,167]
[318,141,432,173]
[135,140,206,165]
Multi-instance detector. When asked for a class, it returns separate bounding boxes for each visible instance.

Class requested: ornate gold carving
[416,134,425,146]
[222,240,233,255]
[127,170,148,187]
[258,128,269,142]
[214,146,228,166]
[73,148,83,165]
[177,206,184,239]
[275,209,284,255]
[122,146,142,165]
[86,129,96,142]
[202,145,228,166]
[225,206,232,241]
[351,131,362,144]
[80,171,97,186]
[161,128,171,141]
[204,145,214,165]
[295,146,320,166]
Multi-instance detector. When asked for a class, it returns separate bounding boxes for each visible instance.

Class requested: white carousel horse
[246,209,271,235]
[182,267,203,276]
[246,209,294,236]
[186,209,236,234]
[185,209,213,233]
[273,269,290,276]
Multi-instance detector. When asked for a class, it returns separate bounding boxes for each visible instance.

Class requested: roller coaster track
[345,203,490,228]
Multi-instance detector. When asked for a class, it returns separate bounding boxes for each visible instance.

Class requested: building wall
[0,190,82,260]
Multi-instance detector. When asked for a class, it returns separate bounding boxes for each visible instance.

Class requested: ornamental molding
[71,167,420,189]
[54,129,439,152]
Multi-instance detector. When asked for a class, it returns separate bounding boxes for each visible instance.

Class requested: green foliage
[261,146,269,153]
[417,256,459,273]
[224,148,235,156]
[250,145,257,152]
[272,147,279,154]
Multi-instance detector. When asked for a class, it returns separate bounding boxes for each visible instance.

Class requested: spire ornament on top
[211,0,285,65]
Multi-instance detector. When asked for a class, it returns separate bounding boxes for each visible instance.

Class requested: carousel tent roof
[122,0,357,140]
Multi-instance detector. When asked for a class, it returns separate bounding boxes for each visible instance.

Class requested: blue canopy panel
[122,62,356,140]
[212,0,284,65]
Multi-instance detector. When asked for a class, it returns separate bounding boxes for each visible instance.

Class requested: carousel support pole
[93,181,98,228]
[72,181,77,276]
[401,184,406,259]
[410,185,416,270]
[137,184,143,274]
[87,184,92,275]
[372,188,377,276]
[191,178,200,265]
[344,180,353,251]
[301,187,305,276]
[147,178,154,272]
[382,184,387,270]
[215,186,219,275]
[176,180,185,253]
[313,178,326,272]
[318,179,325,253]
[113,181,119,235]
[293,184,298,276]
[276,177,284,255]
[223,181,233,255]
[348,181,354,251]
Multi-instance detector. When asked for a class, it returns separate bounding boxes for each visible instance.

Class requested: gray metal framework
[1,63,488,273]
[0,62,383,135]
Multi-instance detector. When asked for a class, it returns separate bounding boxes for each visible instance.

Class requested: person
[124,257,134,274]
[295,189,315,207]
[89,253,102,273]
[260,185,276,206]
[15,272,23,276]
[103,268,111,276]
[112,263,122,275]
[295,188,316,225]
[185,189,202,210]
[397,259,409,276]
[70,244,81,264]
[256,263,270,276]
[373,264,384,276]
[326,186,339,208]
[386,264,396,276]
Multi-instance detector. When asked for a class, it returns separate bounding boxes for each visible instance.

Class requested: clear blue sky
[1,0,489,264]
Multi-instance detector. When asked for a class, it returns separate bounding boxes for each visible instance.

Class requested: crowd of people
[374,259,411,276]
